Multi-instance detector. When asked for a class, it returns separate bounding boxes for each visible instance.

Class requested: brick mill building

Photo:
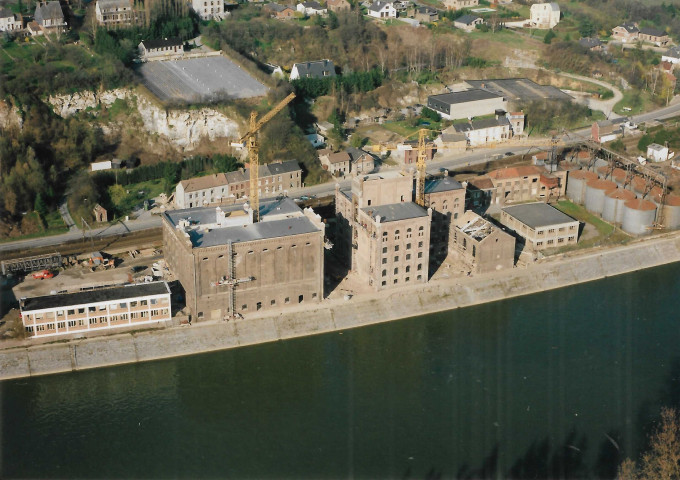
[162,197,325,321]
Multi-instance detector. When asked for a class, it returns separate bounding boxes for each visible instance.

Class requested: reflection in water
[2,263,680,478]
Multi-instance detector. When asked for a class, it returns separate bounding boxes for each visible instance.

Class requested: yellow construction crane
[239,92,296,222]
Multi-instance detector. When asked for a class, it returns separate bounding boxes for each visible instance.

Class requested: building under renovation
[451,211,515,274]
[163,197,325,320]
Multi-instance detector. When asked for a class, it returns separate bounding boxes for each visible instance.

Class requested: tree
[544,29,556,44]
[34,192,48,219]
[578,18,596,38]
[618,407,680,480]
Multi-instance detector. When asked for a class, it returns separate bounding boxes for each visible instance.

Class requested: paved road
[3,97,680,254]
[555,71,624,118]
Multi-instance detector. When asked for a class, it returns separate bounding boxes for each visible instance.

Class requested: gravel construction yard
[137,57,268,103]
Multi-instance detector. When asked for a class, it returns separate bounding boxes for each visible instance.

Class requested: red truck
[32,270,54,280]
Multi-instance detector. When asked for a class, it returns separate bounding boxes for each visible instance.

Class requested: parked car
[32,270,54,280]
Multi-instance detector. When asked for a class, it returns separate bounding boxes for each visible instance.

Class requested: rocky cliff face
[47,89,241,150]
[0,100,23,130]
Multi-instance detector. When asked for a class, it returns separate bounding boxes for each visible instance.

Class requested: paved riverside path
[1,232,679,380]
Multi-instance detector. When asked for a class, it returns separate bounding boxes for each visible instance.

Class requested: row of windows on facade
[381,243,424,255]
[28,298,164,320]
[149,46,181,52]
[382,264,423,276]
[536,236,575,246]
[536,225,577,235]
[25,309,168,332]
[379,275,423,287]
[381,227,425,241]
[196,293,316,317]
[187,183,296,200]
[200,242,313,260]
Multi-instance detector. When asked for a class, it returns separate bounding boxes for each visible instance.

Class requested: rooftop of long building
[361,202,428,223]
[502,202,577,228]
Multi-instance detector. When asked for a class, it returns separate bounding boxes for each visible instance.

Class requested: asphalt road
[3,97,680,254]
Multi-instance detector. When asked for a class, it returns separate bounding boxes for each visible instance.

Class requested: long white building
[20,282,171,339]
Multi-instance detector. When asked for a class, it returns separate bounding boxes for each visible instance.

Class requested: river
[2,263,679,479]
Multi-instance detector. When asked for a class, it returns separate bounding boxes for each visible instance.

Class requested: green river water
[2,263,680,479]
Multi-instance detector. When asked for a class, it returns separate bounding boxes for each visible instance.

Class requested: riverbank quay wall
[2,234,680,380]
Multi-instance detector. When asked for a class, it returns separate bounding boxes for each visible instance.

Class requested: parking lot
[137,56,268,103]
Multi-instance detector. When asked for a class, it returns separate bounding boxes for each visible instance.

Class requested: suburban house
[443,0,478,10]
[662,46,680,65]
[506,111,525,135]
[290,59,336,80]
[0,7,22,31]
[175,160,302,208]
[611,22,639,43]
[434,131,468,151]
[579,37,604,51]
[414,6,438,23]
[368,1,396,18]
[454,14,483,32]
[138,37,184,61]
[403,142,435,165]
[427,89,507,120]
[191,0,225,20]
[529,2,560,29]
[296,1,327,15]
[591,119,623,143]
[647,143,674,162]
[346,147,375,174]
[34,1,66,33]
[319,150,352,176]
[327,0,351,12]
[265,3,296,18]
[452,117,513,147]
[638,27,669,47]
[500,202,579,251]
[450,211,516,275]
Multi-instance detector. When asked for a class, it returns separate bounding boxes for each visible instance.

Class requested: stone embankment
[1,234,680,380]
[46,89,240,149]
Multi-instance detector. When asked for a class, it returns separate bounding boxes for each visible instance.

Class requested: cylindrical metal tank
[602,189,636,224]
[611,168,628,188]
[648,186,664,204]
[567,170,599,204]
[585,179,617,215]
[661,194,680,230]
[597,165,612,179]
[576,150,591,167]
[631,176,647,196]
[622,199,656,235]
[560,161,579,172]
[593,158,608,169]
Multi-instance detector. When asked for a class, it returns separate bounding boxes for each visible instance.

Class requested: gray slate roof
[35,1,63,24]
[502,203,577,229]
[292,59,336,78]
[455,14,480,25]
[22,282,170,312]
[266,3,291,11]
[429,88,501,105]
[301,0,324,8]
[369,1,390,11]
[618,22,639,34]
[579,37,602,49]
[665,46,680,59]
[266,160,300,175]
[416,6,436,14]
[361,202,428,223]
[346,147,370,162]
[425,176,463,194]
[640,27,666,37]
[0,7,16,18]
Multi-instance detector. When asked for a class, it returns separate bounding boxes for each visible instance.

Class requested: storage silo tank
[661,194,680,230]
[585,179,617,215]
[596,165,613,179]
[602,188,636,224]
[593,158,608,169]
[560,161,579,172]
[631,176,648,196]
[622,198,656,235]
[611,168,628,188]
[566,170,598,204]
[576,150,592,167]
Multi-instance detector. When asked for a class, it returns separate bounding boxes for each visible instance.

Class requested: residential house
[290,59,336,80]
[138,37,184,61]
[34,1,66,33]
[346,147,375,174]
[579,37,604,51]
[265,3,296,18]
[368,1,396,18]
[327,0,350,12]
[427,89,506,120]
[529,2,559,29]
[96,0,138,26]
[638,27,669,47]
[319,150,352,176]
[443,0,478,10]
[434,131,468,151]
[454,14,483,32]
[0,7,22,31]
[414,6,437,23]
[500,202,579,251]
[506,111,525,135]
[296,1,327,15]
[174,160,302,208]
[611,22,639,43]
[647,143,674,162]
[403,142,436,165]
[662,46,680,65]
[306,133,326,147]
[192,0,225,20]
[450,211,515,274]
[591,119,623,143]
[452,117,512,147]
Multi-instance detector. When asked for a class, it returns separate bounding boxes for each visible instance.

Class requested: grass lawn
[467,28,528,47]
[551,200,632,251]
[382,121,421,137]
[0,211,68,243]
[109,179,166,220]
[614,90,655,116]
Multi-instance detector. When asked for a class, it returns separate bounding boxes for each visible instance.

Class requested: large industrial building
[20,282,171,339]
[451,211,516,274]
[500,203,579,251]
[162,197,325,320]
[427,89,507,121]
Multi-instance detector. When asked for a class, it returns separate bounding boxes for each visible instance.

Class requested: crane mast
[239,92,296,222]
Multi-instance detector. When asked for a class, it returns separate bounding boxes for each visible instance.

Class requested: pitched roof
[640,27,666,37]
[301,1,324,8]
[266,160,300,175]
[361,202,428,223]
[456,14,481,25]
[425,176,463,194]
[369,1,391,11]
[0,6,16,18]
[416,6,436,14]
[140,37,183,50]
[292,59,336,78]
[179,173,229,193]
[266,3,292,11]
[327,152,351,164]
[35,1,63,23]
[345,147,369,162]
[502,202,577,229]
[617,22,639,34]
[429,88,501,106]
[487,165,543,180]
[664,46,680,59]
[579,37,602,49]
[468,176,495,190]
[98,0,131,10]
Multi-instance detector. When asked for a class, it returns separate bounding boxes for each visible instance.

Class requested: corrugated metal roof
[502,203,577,229]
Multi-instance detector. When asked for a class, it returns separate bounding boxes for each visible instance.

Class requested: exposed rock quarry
[47,89,240,149]
[0,100,23,130]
